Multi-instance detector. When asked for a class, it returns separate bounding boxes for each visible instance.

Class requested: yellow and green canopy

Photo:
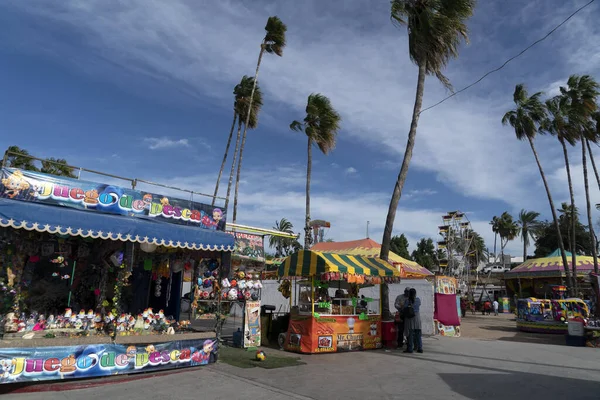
[278,250,400,277]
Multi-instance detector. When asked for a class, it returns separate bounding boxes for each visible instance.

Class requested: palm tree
[381,0,475,260]
[4,146,39,171]
[379,0,475,320]
[587,111,600,191]
[290,94,341,249]
[222,76,262,220]
[559,202,580,292]
[41,158,76,178]
[542,96,578,283]
[561,75,600,274]
[211,104,238,206]
[233,16,287,222]
[489,216,500,263]
[502,84,573,291]
[497,212,519,271]
[517,209,540,263]
[269,218,295,257]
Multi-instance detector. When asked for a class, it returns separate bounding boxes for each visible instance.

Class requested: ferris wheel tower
[437,211,475,293]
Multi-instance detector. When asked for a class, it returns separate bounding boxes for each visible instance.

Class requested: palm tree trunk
[232,122,249,224]
[380,64,426,261]
[587,139,600,190]
[304,137,312,249]
[493,232,497,263]
[582,142,599,274]
[560,137,578,293]
[224,120,243,215]
[379,63,426,320]
[212,108,237,206]
[233,46,265,220]
[522,230,527,264]
[527,136,574,293]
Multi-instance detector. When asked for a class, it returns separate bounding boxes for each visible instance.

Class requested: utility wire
[419,0,596,115]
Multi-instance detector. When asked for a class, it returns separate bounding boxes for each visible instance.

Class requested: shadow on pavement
[422,349,600,373]
[476,325,566,346]
[438,372,600,400]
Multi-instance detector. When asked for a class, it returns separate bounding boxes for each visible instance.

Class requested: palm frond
[263,16,287,57]
[234,75,263,129]
[391,0,475,90]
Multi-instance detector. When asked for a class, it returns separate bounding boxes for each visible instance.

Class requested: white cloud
[144,137,190,150]
[345,167,357,174]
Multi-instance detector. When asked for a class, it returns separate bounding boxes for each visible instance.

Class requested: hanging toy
[155,277,162,297]
[278,281,291,299]
[207,259,219,272]
[203,270,212,278]
[61,274,70,280]
[52,272,59,277]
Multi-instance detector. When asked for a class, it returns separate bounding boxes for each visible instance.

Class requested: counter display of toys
[2,307,193,338]
[191,262,263,320]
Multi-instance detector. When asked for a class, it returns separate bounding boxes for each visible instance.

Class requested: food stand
[278,250,400,354]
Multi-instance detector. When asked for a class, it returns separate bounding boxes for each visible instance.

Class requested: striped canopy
[506,250,595,278]
[278,250,400,277]
[311,238,433,278]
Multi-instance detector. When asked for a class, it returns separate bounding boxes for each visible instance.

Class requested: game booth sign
[277,250,401,354]
[0,167,235,383]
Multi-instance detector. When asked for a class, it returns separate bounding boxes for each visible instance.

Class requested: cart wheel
[278,332,286,349]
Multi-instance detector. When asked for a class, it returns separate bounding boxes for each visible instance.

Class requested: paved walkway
[3,335,599,400]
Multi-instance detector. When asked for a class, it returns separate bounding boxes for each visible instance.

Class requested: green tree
[411,238,438,271]
[534,219,595,259]
[4,146,39,171]
[290,94,341,249]
[560,75,600,274]
[269,218,302,257]
[502,84,573,291]
[498,212,519,270]
[466,230,487,268]
[489,215,501,262]
[225,76,263,221]
[41,158,76,178]
[379,0,476,320]
[234,16,287,222]
[517,209,541,262]
[390,234,411,260]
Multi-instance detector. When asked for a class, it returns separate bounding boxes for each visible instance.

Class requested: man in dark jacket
[394,288,410,348]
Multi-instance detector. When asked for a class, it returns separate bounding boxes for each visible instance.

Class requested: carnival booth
[278,250,400,354]
[311,238,435,337]
[0,166,235,383]
[504,250,596,299]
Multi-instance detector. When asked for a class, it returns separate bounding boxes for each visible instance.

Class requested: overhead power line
[419,0,597,115]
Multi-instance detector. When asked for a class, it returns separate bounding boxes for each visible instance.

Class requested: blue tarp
[0,198,234,251]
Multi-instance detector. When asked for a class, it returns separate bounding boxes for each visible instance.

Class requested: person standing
[394,288,409,349]
[493,299,499,316]
[404,288,423,354]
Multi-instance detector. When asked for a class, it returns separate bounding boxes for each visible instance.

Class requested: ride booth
[278,250,400,354]
[0,167,235,384]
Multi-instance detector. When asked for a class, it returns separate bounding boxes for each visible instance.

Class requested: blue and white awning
[0,198,234,251]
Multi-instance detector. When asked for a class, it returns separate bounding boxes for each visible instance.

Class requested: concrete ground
[3,313,599,400]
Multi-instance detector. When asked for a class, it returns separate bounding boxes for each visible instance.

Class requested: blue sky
[1,0,600,256]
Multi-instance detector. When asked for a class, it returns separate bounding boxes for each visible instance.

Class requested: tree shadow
[385,351,600,399]
[423,349,600,373]
[476,325,566,346]
[438,372,599,400]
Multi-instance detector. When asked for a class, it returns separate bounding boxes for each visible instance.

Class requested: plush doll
[87,309,95,319]
[78,310,86,319]
[64,308,72,319]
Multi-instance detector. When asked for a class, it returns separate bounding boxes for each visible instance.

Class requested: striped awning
[278,250,400,277]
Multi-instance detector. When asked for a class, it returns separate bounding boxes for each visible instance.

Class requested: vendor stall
[504,250,596,299]
[278,250,400,354]
[0,165,235,383]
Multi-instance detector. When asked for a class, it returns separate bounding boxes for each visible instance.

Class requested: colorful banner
[0,338,217,384]
[0,168,225,230]
[244,301,261,348]
[229,232,264,261]
[285,315,381,353]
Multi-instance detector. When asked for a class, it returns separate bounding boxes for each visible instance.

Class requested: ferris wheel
[437,211,476,292]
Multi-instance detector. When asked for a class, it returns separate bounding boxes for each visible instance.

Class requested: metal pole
[67,261,77,307]
[366,221,370,239]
